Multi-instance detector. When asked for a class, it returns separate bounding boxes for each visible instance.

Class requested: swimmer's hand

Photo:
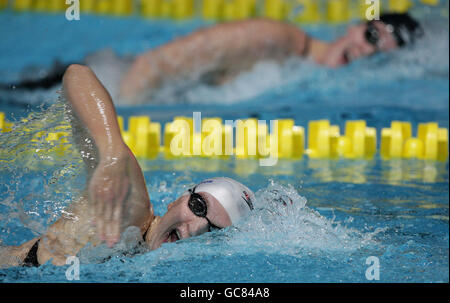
[88,149,131,247]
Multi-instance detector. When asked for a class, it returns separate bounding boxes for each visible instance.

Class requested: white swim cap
[188,177,255,225]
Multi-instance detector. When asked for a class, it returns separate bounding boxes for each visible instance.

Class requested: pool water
[0,5,448,282]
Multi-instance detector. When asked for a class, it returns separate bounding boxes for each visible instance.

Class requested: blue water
[0,5,448,283]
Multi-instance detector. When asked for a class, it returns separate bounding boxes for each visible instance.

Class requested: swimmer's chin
[342,51,351,65]
[321,52,350,68]
[147,230,181,250]
[145,218,182,250]
[334,51,352,67]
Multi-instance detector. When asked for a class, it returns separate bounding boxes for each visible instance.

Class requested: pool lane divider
[12,0,33,11]
[0,0,8,10]
[0,112,448,162]
[388,0,413,13]
[4,0,442,23]
[381,121,449,161]
[0,112,13,133]
[307,119,376,159]
[420,0,440,5]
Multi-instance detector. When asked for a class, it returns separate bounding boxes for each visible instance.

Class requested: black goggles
[365,21,382,50]
[188,187,221,232]
[365,21,406,50]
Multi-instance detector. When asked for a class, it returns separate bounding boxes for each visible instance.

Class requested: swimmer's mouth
[164,229,181,243]
[343,51,350,64]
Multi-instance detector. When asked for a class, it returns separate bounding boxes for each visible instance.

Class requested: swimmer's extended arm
[120,18,308,103]
[0,68,153,267]
[63,64,153,247]
[63,64,126,158]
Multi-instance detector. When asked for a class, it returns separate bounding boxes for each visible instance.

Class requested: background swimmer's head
[323,13,423,67]
[146,177,255,250]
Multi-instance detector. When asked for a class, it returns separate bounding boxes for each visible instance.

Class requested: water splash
[3,9,447,108]
[62,179,383,266]
[139,11,448,106]
[124,181,383,269]
[77,226,147,264]
[227,181,382,255]
[0,98,85,244]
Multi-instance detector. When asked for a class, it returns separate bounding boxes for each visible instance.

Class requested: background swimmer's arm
[120,18,307,102]
[63,64,153,247]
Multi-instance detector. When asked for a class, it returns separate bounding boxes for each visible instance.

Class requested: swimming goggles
[188,187,222,232]
[365,20,405,50]
[365,21,382,50]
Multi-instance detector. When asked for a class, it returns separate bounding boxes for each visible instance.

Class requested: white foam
[7,13,447,107]
[224,181,379,256]
[143,181,382,263]
[77,226,147,264]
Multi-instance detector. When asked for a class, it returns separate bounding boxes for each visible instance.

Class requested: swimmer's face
[146,191,232,250]
[325,21,399,67]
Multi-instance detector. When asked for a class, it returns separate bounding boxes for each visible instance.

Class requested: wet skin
[0,20,400,267]
[319,21,399,67]
[146,192,232,250]
[119,19,399,104]
[0,65,232,267]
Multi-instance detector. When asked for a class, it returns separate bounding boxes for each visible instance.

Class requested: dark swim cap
[378,13,424,47]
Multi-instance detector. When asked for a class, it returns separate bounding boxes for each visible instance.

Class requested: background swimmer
[0,64,255,268]
[1,13,423,105]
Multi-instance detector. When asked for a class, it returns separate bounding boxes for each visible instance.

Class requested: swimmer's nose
[177,224,190,239]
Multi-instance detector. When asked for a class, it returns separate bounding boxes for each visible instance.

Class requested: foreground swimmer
[0,64,255,268]
[2,13,423,104]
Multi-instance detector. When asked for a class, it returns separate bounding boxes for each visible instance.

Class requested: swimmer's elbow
[65,63,91,74]
[63,64,93,84]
